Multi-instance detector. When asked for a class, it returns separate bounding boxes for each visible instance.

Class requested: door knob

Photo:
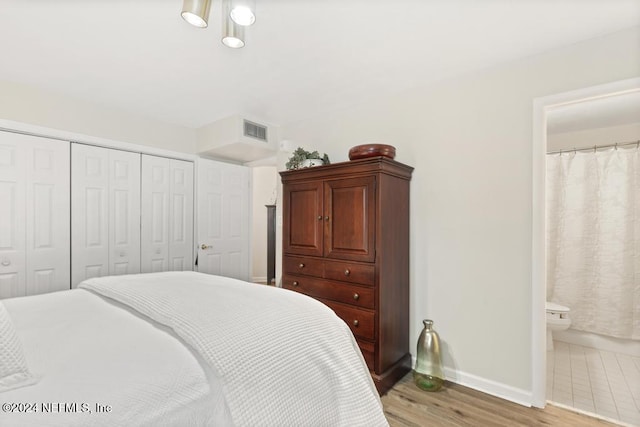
[201,244,212,250]
[353,320,359,327]
[353,293,359,300]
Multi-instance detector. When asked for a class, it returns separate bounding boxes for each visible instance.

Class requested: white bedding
[0,272,388,427]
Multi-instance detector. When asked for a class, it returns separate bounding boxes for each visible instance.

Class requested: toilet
[546,302,571,351]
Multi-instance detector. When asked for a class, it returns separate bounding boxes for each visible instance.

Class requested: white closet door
[109,150,141,276]
[72,144,109,286]
[196,158,250,281]
[141,155,170,273]
[169,159,194,271]
[141,155,194,273]
[25,138,70,295]
[72,145,141,287]
[0,132,70,298]
[0,135,27,298]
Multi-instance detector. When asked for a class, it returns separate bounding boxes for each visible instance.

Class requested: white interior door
[141,155,194,273]
[72,144,111,286]
[0,131,70,298]
[26,137,70,295]
[72,144,141,286]
[168,159,194,271]
[197,158,250,281]
[141,155,170,273]
[108,149,141,276]
[0,134,27,298]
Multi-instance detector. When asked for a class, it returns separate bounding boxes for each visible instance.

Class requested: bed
[0,271,388,427]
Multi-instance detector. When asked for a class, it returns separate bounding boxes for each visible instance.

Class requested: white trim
[444,367,532,407]
[0,119,197,161]
[410,356,531,407]
[252,276,268,284]
[531,77,640,409]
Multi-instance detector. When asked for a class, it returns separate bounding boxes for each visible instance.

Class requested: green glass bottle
[413,319,445,391]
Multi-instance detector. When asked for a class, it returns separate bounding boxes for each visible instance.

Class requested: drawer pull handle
[325,216,329,221]
[344,269,350,276]
[353,320,359,327]
[1,259,10,267]
[353,293,359,300]
[298,263,305,268]
[292,281,299,286]
[317,215,323,220]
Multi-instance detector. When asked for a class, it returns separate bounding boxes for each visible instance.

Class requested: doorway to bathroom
[532,78,640,425]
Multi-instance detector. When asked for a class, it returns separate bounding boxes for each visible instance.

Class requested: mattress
[0,272,388,426]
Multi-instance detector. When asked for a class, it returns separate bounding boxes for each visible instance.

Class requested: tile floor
[547,341,640,426]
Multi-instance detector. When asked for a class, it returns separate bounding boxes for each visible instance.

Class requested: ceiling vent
[197,115,279,163]
[243,120,267,142]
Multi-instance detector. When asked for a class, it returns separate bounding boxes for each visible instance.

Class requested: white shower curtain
[547,147,639,340]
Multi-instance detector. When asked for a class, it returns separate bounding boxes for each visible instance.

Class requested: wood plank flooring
[381,374,618,426]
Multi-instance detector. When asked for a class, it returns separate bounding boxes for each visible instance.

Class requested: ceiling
[0,1,638,130]
[547,90,640,134]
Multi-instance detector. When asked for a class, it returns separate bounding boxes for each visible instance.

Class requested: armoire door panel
[283,181,323,257]
[324,177,376,262]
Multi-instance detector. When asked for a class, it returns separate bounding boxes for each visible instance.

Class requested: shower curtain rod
[547,139,640,155]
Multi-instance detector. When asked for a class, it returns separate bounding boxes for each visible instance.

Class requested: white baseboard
[443,367,532,407]
[411,356,532,407]
[252,276,267,283]
[554,329,640,356]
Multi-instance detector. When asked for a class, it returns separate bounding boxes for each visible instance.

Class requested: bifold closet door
[141,155,194,273]
[71,144,141,287]
[0,132,70,298]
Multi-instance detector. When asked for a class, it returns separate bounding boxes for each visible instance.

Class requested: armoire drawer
[282,274,375,309]
[283,256,324,278]
[319,299,375,341]
[324,260,375,286]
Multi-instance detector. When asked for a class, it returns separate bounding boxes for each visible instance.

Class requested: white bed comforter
[79,272,387,426]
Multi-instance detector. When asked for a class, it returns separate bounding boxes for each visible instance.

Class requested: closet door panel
[72,144,109,287]
[109,150,141,276]
[0,136,26,297]
[26,139,70,295]
[169,159,193,271]
[141,155,170,273]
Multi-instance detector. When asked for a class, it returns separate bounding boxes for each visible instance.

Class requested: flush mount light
[181,0,212,28]
[222,0,245,48]
[230,0,256,26]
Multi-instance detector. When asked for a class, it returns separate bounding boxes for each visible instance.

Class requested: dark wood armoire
[280,156,413,394]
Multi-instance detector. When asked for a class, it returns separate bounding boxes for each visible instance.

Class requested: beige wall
[548,122,640,152]
[0,80,196,154]
[251,166,278,282]
[281,27,640,396]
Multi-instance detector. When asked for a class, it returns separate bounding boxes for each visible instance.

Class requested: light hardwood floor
[382,374,618,426]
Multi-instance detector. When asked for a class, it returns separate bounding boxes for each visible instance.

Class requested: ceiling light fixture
[229,0,256,26]
[222,0,245,48]
[181,0,212,28]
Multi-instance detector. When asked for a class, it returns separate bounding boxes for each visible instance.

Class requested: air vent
[243,120,268,142]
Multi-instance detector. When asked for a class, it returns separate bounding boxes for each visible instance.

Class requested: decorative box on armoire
[280,156,413,395]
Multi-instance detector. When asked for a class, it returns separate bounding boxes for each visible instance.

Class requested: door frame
[530,76,640,408]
